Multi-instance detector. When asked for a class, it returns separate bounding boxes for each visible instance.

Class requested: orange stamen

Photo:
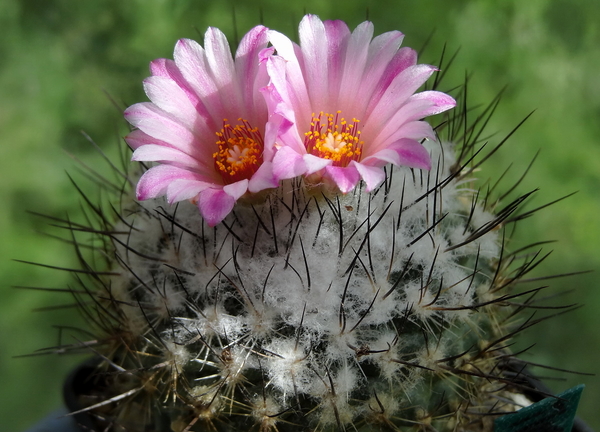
[213,118,264,184]
[304,111,363,167]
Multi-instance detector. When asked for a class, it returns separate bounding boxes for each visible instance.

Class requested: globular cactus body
[73,140,535,431]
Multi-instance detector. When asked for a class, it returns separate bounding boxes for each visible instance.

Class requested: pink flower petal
[352,161,387,192]
[389,138,431,170]
[354,31,404,112]
[388,120,436,142]
[198,188,236,227]
[149,58,170,77]
[263,55,305,153]
[364,47,417,117]
[236,26,269,122]
[369,100,439,150]
[223,180,249,201]
[150,58,204,112]
[261,102,294,159]
[205,27,241,111]
[166,179,210,203]
[204,27,237,89]
[173,38,224,124]
[143,76,198,129]
[338,21,373,109]
[248,161,278,192]
[303,153,333,175]
[136,165,209,201]
[125,129,170,150]
[324,165,361,193]
[408,91,457,117]
[298,15,329,109]
[365,31,405,77]
[364,64,438,132]
[361,148,401,167]
[323,20,351,105]
[272,145,307,181]
[267,30,311,124]
[132,144,213,174]
[124,102,197,155]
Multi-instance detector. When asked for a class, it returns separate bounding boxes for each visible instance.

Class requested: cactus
[30,15,581,432]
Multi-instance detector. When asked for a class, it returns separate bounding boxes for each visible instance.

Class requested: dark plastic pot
[62,358,103,431]
[25,358,101,432]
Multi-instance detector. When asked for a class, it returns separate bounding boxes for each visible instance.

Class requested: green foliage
[2,0,598,430]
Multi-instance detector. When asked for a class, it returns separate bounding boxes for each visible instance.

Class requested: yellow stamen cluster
[304,111,363,167]
[213,118,263,184]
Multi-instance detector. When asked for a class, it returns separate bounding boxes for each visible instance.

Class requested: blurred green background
[1,0,598,430]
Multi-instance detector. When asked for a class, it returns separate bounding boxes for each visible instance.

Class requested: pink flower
[124,26,283,226]
[265,15,456,193]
